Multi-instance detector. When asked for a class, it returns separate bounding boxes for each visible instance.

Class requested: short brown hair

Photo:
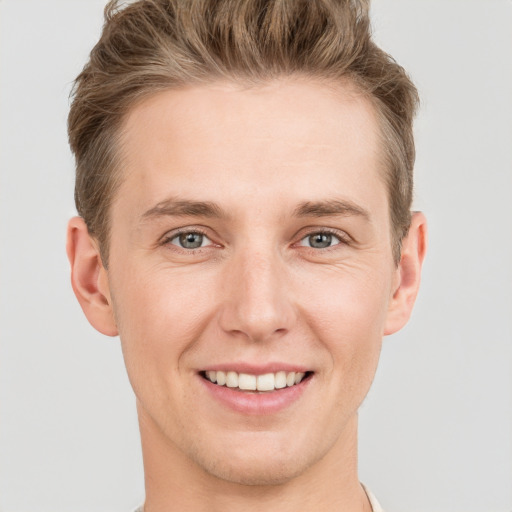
[68,0,419,264]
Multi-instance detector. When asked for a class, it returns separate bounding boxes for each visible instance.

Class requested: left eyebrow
[293,199,370,220]
[140,198,227,222]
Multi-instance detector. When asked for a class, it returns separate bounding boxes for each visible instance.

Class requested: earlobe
[66,217,118,336]
[384,212,427,336]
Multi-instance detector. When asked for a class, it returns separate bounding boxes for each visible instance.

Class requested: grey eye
[172,232,209,249]
[300,232,340,249]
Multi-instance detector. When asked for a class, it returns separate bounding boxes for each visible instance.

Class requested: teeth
[226,371,238,388]
[294,372,305,384]
[216,371,226,386]
[204,370,307,391]
[257,373,275,391]
[239,373,257,390]
[275,371,287,389]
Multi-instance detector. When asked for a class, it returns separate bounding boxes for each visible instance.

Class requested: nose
[218,247,297,343]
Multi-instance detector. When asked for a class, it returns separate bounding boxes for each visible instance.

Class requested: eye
[299,232,342,249]
[170,231,212,249]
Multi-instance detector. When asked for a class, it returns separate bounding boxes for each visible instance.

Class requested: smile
[199,368,313,414]
[202,370,308,392]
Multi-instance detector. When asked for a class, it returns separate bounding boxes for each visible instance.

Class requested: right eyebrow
[293,199,370,221]
[140,198,227,222]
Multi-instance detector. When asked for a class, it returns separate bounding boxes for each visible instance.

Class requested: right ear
[66,217,118,336]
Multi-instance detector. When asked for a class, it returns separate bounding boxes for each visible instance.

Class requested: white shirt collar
[361,483,385,512]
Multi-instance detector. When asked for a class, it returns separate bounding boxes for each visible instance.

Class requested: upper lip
[200,362,310,374]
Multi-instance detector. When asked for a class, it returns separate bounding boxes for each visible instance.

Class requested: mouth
[198,367,313,414]
[200,370,312,392]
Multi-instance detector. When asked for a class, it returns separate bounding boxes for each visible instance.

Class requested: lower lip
[199,375,311,415]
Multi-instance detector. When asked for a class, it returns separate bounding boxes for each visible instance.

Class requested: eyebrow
[141,198,227,221]
[140,197,370,223]
[293,199,370,220]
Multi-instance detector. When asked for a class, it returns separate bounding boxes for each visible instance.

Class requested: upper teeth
[205,370,306,391]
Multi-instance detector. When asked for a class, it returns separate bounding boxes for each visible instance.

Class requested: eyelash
[295,228,351,253]
[159,227,213,251]
[159,227,351,252]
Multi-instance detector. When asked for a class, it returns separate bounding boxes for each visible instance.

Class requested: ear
[384,212,428,336]
[66,217,118,336]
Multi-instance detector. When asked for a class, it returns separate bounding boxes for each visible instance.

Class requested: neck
[138,403,372,512]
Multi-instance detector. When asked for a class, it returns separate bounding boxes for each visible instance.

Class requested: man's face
[106,79,399,484]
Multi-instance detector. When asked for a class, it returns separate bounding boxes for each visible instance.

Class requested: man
[66,0,427,510]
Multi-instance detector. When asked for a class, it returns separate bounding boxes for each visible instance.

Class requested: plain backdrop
[0,1,511,511]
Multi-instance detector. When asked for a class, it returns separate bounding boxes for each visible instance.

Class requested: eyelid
[159,226,216,247]
[157,225,351,250]
[295,227,352,245]
[172,233,212,249]
[299,233,340,248]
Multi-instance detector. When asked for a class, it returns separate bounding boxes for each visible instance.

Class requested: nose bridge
[220,243,294,342]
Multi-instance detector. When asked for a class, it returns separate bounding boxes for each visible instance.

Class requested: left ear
[384,212,427,336]
[66,216,118,337]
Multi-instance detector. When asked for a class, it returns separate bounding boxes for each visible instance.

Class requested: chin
[200,454,307,487]
[186,433,326,487]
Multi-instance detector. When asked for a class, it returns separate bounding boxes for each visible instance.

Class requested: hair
[68,0,419,265]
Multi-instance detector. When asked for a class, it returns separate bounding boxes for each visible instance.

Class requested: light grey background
[0,1,510,511]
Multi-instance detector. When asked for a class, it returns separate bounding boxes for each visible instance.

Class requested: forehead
[116,78,386,219]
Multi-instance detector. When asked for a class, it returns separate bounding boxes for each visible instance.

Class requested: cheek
[109,263,218,399]
[298,264,391,380]
[302,261,391,333]
[114,260,214,333]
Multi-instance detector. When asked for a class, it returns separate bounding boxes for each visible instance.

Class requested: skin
[67,78,427,512]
